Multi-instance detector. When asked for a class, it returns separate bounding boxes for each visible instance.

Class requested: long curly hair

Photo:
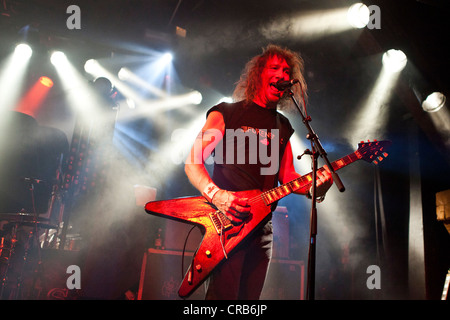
[232,44,307,112]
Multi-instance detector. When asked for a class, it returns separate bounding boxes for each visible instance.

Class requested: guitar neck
[261,150,362,205]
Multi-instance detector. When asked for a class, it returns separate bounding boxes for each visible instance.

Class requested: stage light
[161,52,173,64]
[15,77,53,116]
[84,59,100,74]
[347,3,370,29]
[382,49,407,73]
[39,76,53,88]
[120,49,177,96]
[189,91,203,105]
[14,43,33,60]
[344,51,405,145]
[52,53,107,120]
[422,92,446,113]
[118,67,131,81]
[50,51,67,66]
[85,60,148,111]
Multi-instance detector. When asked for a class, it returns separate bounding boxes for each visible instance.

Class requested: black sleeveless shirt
[206,101,294,192]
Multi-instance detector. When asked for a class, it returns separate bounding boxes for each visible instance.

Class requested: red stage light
[39,76,53,88]
[15,77,53,116]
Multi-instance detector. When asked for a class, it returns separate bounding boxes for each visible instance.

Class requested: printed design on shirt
[225,127,280,176]
[239,126,285,146]
[189,127,282,176]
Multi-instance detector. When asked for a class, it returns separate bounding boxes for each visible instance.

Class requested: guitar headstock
[357,140,392,164]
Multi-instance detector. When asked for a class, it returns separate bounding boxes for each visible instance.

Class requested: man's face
[254,55,291,108]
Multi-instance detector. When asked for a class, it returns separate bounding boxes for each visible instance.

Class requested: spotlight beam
[0,44,33,115]
[260,7,359,41]
[15,78,52,117]
[344,51,407,145]
[428,108,450,151]
[52,54,106,121]
[85,59,145,106]
[118,67,168,98]
[117,91,203,122]
[345,68,400,144]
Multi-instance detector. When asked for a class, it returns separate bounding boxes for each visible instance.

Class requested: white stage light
[84,59,100,74]
[189,91,203,105]
[382,49,407,73]
[14,43,33,60]
[162,52,173,64]
[118,67,131,81]
[50,51,67,66]
[422,92,446,113]
[347,3,370,29]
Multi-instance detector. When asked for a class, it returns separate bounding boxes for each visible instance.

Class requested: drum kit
[0,211,57,299]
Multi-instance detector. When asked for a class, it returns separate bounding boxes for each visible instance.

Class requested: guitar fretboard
[260,150,361,205]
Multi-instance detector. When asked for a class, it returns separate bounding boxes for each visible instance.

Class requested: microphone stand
[286,88,345,300]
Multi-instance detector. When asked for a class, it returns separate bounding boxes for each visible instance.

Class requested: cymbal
[17,221,58,229]
[0,213,57,229]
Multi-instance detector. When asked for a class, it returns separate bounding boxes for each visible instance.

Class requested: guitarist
[185,44,333,300]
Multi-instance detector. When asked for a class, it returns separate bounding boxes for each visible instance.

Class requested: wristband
[202,182,220,203]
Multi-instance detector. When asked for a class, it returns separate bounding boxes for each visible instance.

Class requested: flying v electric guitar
[145,140,391,298]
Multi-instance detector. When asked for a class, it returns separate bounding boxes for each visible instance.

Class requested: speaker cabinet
[260,258,305,300]
[138,248,205,300]
[138,248,304,300]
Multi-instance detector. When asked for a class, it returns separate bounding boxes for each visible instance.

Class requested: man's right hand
[212,190,251,223]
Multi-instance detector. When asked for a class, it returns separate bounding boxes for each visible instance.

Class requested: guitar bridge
[209,210,233,235]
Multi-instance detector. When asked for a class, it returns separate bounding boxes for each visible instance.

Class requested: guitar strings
[220,224,228,259]
[236,143,375,206]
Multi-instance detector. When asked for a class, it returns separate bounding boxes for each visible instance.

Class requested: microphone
[271,79,299,91]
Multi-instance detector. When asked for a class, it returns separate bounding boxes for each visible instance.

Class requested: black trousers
[205,220,273,300]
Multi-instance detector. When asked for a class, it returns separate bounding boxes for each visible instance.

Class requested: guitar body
[145,189,271,298]
[144,140,392,298]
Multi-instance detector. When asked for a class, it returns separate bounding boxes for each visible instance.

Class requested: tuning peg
[383,152,388,158]
[377,156,384,162]
[373,160,378,165]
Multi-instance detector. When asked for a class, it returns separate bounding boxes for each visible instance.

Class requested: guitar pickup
[209,211,233,235]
